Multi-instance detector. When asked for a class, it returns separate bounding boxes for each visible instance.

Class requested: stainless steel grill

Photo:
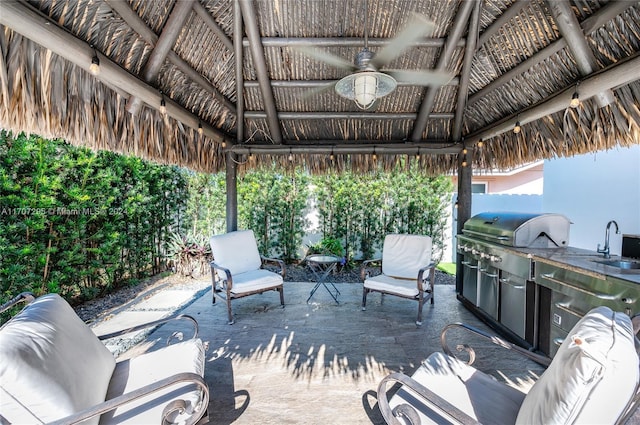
[462,212,571,248]
[457,212,571,347]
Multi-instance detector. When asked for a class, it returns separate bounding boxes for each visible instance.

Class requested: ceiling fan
[296,5,454,110]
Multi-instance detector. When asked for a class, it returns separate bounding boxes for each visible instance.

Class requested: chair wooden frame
[210,255,285,324]
[361,234,436,326]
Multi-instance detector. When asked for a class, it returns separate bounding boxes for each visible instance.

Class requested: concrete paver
[136,281,547,424]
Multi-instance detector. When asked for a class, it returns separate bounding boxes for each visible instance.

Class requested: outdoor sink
[594,259,640,270]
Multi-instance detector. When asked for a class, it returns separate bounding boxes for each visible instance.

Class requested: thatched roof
[0,0,638,175]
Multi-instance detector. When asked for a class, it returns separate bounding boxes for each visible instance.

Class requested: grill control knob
[491,255,502,263]
[472,249,480,255]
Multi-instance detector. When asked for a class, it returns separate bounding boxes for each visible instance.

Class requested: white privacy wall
[543,145,640,256]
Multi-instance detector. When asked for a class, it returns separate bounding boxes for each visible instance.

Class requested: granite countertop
[507,246,640,285]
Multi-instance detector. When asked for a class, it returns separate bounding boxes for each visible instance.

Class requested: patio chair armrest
[360,258,381,281]
[416,262,436,288]
[439,323,551,367]
[261,255,286,277]
[210,261,233,284]
[377,372,480,425]
[0,292,36,313]
[47,372,210,425]
[97,314,199,342]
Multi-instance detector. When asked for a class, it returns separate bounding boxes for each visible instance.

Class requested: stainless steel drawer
[535,262,638,316]
[550,293,583,333]
[549,324,569,358]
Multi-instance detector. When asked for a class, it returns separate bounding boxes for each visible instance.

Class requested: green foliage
[1,131,453,313]
[313,162,453,262]
[437,262,457,275]
[238,166,310,261]
[184,172,226,236]
[305,236,345,257]
[0,131,188,306]
[166,231,212,278]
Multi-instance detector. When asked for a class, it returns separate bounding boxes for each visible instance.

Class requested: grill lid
[463,212,571,247]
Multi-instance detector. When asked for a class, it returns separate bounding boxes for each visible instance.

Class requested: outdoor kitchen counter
[516,246,640,285]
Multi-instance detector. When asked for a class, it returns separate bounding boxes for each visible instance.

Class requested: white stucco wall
[543,145,640,256]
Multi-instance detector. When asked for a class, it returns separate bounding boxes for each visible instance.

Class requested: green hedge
[0,131,187,304]
[1,132,453,311]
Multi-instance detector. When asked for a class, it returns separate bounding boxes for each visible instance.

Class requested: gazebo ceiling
[0,0,639,174]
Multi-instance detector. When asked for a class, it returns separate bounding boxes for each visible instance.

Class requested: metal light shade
[335,71,397,109]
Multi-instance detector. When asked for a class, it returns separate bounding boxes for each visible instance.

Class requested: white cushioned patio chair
[376,306,640,425]
[210,230,285,324]
[0,292,209,425]
[361,234,436,325]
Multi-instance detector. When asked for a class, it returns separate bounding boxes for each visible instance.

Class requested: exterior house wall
[446,162,544,262]
[451,162,544,195]
[543,145,640,256]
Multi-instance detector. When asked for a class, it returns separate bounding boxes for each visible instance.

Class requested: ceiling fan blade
[370,13,436,69]
[298,82,336,100]
[293,46,357,71]
[385,69,454,87]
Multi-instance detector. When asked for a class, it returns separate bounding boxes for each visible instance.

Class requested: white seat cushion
[364,274,419,298]
[0,294,116,425]
[229,269,283,295]
[210,230,262,280]
[389,352,526,424]
[101,338,206,425]
[382,234,432,279]
[516,306,639,424]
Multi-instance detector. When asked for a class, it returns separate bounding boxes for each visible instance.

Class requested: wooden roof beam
[125,0,195,115]
[229,142,460,156]
[0,0,227,144]
[411,0,475,142]
[242,37,461,48]
[465,52,640,145]
[243,78,460,88]
[452,1,481,142]
[477,1,529,47]
[244,112,454,120]
[105,0,235,114]
[468,1,633,107]
[193,2,234,51]
[238,0,282,143]
[547,0,615,107]
[234,0,244,144]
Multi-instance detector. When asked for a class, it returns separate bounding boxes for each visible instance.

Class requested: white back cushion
[382,234,432,279]
[210,230,262,277]
[516,306,639,424]
[0,294,116,424]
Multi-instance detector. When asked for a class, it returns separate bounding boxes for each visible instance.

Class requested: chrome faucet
[597,220,619,258]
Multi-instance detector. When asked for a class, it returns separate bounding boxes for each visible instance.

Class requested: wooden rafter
[0,0,227,144]
[547,0,615,107]
[193,2,234,51]
[467,1,634,108]
[238,0,282,144]
[105,0,236,114]
[465,52,640,145]
[126,0,195,115]
[411,0,475,142]
[452,0,481,143]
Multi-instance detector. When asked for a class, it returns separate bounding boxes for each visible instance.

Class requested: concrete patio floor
[125,280,551,424]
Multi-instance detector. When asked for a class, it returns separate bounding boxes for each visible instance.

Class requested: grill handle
[462,229,511,241]
[480,269,499,278]
[540,273,619,300]
[461,261,479,269]
[499,277,525,289]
